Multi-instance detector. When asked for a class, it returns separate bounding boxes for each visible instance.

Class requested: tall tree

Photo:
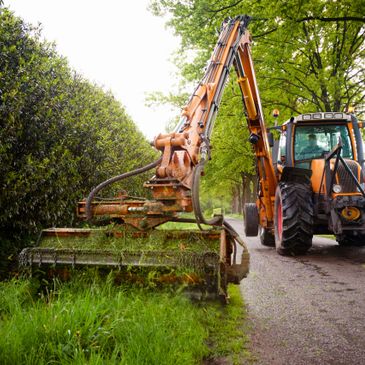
[150,0,365,115]
[149,0,365,210]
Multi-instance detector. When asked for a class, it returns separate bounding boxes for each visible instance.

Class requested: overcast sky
[4,0,181,140]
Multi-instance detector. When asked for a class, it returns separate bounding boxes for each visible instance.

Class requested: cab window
[294,124,353,161]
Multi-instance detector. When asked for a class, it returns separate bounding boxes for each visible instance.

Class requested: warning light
[273,109,280,118]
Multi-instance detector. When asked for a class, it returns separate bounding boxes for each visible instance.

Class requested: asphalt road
[228,219,365,365]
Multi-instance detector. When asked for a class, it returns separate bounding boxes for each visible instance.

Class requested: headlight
[333,184,342,193]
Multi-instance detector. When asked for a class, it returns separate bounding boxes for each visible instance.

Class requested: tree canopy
[149,0,365,209]
[150,0,365,115]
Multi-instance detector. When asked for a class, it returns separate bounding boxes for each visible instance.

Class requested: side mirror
[267,132,274,147]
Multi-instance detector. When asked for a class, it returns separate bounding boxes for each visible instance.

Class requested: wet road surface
[228,219,365,365]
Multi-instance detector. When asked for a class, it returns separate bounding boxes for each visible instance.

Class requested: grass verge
[0,274,251,364]
[316,234,336,240]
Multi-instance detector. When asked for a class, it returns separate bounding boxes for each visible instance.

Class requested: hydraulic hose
[223,219,245,247]
[191,158,248,264]
[85,156,162,221]
[191,159,223,228]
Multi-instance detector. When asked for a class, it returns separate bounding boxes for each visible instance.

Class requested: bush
[0,8,158,273]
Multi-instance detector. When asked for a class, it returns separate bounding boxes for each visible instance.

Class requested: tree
[200,75,256,212]
[149,0,365,210]
[150,0,365,114]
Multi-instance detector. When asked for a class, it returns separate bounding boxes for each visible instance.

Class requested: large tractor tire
[336,233,365,247]
[259,226,275,247]
[274,182,313,255]
[244,203,259,236]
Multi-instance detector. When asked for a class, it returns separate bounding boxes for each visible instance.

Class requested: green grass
[0,274,251,364]
[158,221,212,230]
[316,234,336,240]
[201,285,253,363]
[39,228,220,253]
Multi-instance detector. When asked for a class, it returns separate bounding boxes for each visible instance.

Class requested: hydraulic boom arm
[83,15,277,231]
[150,15,277,228]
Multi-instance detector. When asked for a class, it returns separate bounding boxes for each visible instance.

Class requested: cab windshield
[294,124,353,161]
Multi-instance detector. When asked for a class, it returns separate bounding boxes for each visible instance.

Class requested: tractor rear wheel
[336,233,365,247]
[259,226,275,247]
[274,182,313,255]
[244,203,259,237]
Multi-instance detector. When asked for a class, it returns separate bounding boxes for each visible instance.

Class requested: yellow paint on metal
[341,206,361,221]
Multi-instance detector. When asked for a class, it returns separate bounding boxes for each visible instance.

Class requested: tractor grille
[336,160,361,193]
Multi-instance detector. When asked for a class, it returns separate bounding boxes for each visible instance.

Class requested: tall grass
[0,273,250,364]
[0,274,207,364]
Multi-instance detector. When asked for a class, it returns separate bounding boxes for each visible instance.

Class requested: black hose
[232,239,237,264]
[85,157,162,221]
[223,219,245,247]
[191,159,223,228]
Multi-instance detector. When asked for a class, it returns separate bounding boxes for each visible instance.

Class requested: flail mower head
[19,222,248,300]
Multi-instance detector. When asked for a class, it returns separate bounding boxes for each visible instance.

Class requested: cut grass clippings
[39,228,220,253]
[0,273,251,365]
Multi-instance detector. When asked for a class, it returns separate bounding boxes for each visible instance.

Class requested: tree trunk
[231,184,242,214]
[250,174,258,202]
[241,173,257,205]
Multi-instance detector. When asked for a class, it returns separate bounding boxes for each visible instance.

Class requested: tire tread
[275,181,314,255]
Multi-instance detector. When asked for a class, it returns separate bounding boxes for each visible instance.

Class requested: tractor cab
[277,112,364,173]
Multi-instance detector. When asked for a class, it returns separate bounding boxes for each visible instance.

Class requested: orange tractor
[20,15,365,298]
[245,111,365,255]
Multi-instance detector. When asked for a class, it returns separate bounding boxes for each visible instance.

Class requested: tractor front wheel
[274,182,313,255]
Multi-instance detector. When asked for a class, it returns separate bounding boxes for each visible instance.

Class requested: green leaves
[150,0,365,210]
[0,277,209,364]
[158,0,365,115]
[0,9,158,254]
